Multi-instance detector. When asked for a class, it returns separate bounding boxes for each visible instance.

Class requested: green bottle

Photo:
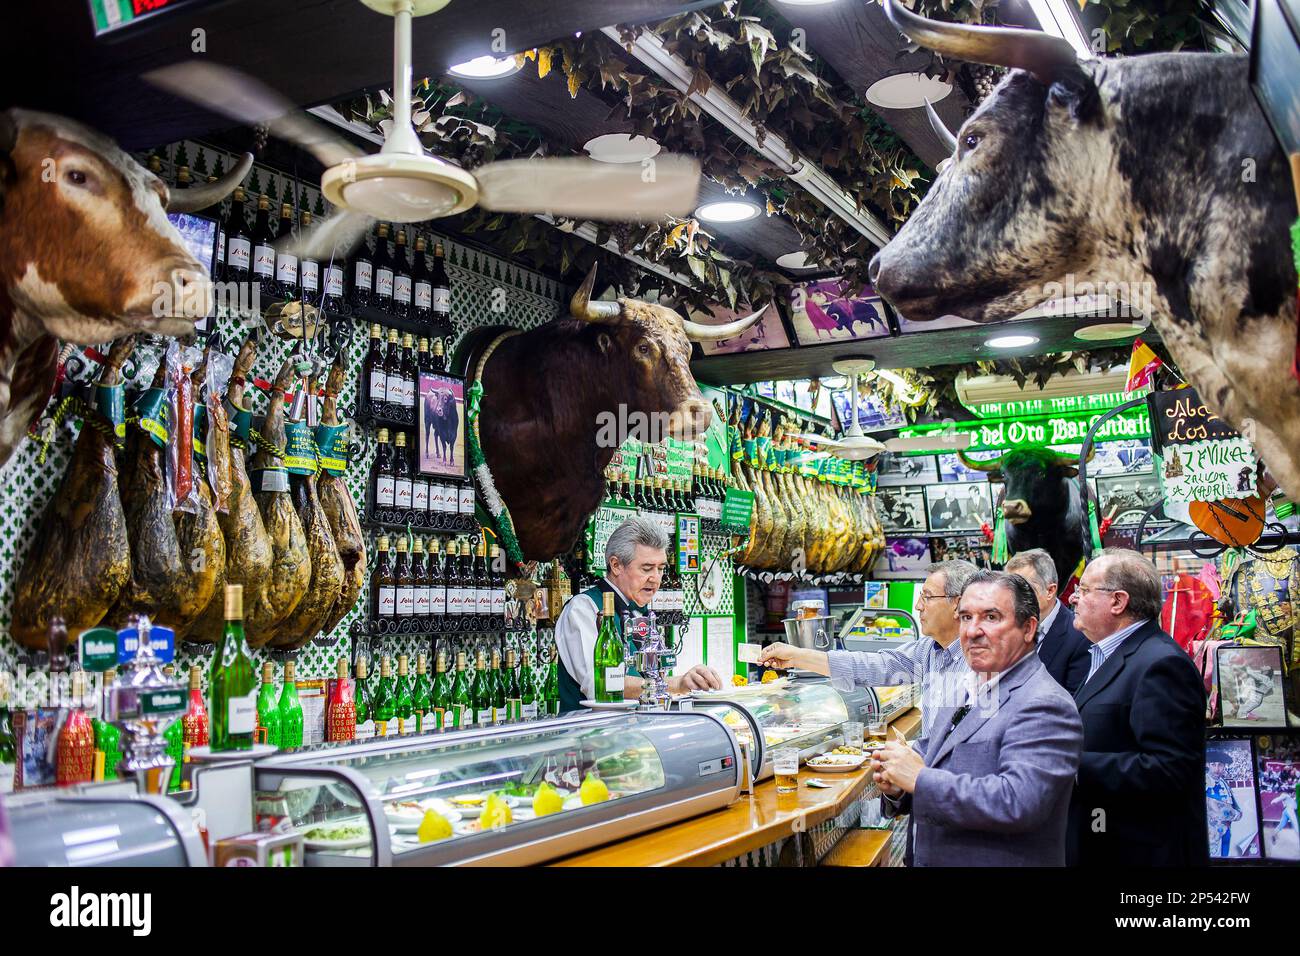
[164,716,185,792]
[505,648,523,722]
[544,654,560,716]
[490,648,507,724]
[449,651,471,729]
[472,650,493,727]
[593,591,625,703]
[256,662,282,748]
[431,651,452,730]
[412,653,434,733]
[210,584,257,751]
[93,668,123,780]
[373,655,396,737]
[277,660,304,748]
[519,649,538,721]
[354,656,373,739]
[393,654,415,735]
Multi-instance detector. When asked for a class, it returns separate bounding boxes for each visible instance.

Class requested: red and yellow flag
[1125,338,1163,393]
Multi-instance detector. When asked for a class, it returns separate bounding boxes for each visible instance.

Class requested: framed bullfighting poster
[417,372,468,479]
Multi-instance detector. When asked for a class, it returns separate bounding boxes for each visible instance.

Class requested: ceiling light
[1073,320,1150,342]
[695,199,761,223]
[583,133,661,164]
[985,334,1039,349]
[447,55,522,79]
[1025,0,1093,58]
[776,251,819,269]
[865,72,953,110]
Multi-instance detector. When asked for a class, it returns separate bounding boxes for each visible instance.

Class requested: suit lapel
[1073,621,1157,710]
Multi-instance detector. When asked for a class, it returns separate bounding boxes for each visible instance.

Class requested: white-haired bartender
[555,516,723,712]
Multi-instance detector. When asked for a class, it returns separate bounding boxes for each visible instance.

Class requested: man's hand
[669,665,724,694]
[872,740,925,795]
[758,642,825,673]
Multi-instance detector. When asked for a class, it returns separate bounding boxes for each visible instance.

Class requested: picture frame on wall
[876,485,927,534]
[690,302,792,355]
[1096,472,1163,526]
[937,450,1000,483]
[1217,645,1289,727]
[876,452,939,487]
[929,535,993,569]
[417,371,468,479]
[925,482,992,533]
[1205,737,1262,860]
[1256,734,1300,861]
[788,277,891,346]
[877,537,932,578]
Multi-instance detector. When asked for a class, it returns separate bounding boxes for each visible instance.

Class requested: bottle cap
[301,211,312,226]
[418,337,429,352]
[402,333,414,347]
[396,536,409,552]
[415,236,427,250]
[433,340,445,355]
[189,666,201,689]
[337,658,348,679]
[371,323,382,337]
[396,230,407,243]
[434,241,445,255]
[378,223,390,236]
[381,656,392,676]
[395,431,407,447]
[388,328,399,342]
[280,203,293,216]
[232,186,246,201]
[262,662,274,681]
[603,591,616,615]
[413,537,425,554]
[398,654,408,674]
[284,660,296,681]
[258,194,270,208]
[377,535,390,551]
[224,583,243,619]
[356,657,368,678]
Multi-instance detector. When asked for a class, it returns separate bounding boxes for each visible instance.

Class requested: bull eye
[65,169,89,186]
[962,133,981,152]
[637,342,651,356]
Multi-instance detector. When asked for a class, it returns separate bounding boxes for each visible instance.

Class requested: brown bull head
[568,264,766,439]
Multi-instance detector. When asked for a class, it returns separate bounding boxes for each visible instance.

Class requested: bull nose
[1002,499,1032,521]
[668,398,712,439]
[868,252,883,286]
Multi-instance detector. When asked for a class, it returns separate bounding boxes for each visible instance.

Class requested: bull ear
[1060,465,1079,478]
[596,331,613,354]
[1047,76,1101,124]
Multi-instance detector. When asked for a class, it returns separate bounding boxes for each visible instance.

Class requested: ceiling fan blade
[277,209,375,261]
[143,61,361,169]
[884,433,972,453]
[794,432,844,449]
[474,154,702,221]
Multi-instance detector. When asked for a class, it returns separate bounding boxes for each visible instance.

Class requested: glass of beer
[843,721,864,751]
[772,747,799,793]
[867,719,888,750]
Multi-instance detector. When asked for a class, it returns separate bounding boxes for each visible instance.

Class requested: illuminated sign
[965,388,1147,421]
[900,407,1152,454]
[89,0,200,35]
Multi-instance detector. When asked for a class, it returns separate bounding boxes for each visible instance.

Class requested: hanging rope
[467,330,525,565]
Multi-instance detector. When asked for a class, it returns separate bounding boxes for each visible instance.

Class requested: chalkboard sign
[1149,388,1241,451]
[585,503,637,574]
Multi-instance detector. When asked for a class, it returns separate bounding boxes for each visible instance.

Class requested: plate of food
[300,821,371,849]
[805,753,867,773]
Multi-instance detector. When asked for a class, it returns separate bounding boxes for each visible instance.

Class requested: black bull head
[871,0,1300,498]
[960,446,1092,586]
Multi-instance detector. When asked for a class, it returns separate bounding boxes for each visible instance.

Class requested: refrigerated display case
[253,709,741,866]
[692,677,873,783]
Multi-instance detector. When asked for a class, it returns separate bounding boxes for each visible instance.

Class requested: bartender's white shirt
[555,578,634,701]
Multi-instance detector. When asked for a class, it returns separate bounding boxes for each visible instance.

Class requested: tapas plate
[300,821,371,850]
[805,754,867,773]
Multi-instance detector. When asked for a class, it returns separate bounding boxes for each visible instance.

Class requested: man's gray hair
[961,569,1041,629]
[1004,549,1058,588]
[924,559,979,599]
[1093,548,1162,621]
[606,516,669,568]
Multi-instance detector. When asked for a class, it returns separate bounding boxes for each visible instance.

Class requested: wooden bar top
[551,708,922,868]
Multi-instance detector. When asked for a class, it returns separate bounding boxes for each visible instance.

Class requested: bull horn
[882,0,1089,89]
[957,449,1004,472]
[924,98,958,154]
[165,151,253,213]
[570,263,622,323]
[681,303,769,342]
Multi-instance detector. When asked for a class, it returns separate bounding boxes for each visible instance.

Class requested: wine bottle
[544,653,560,716]
[223,186,251,286]
[372,535,396,622]
[372,222,394,311]
[430,240,451,330]
[412,653,433,732]
[490,544,506,628]
[505,648,523,722]
[394,535,414,620]
[55,671,95,786]
[392,228,412,318]
[411,236,432,325]
[449,651,471,729]
[430,650,451,730]
[593,592,626,704]
[432,338,446,372]
[372,428,395,512]
[256,662,282,748]
[278,660,304,748]
[429,538,448,618]
[472,650,492,727]
[210,584,256,752]
[519,648,538,721]
[393,654,415,736]
[413,537,431,621]
[490,647,506,724]
[181,665,209,751]
[250,194,278,304]
[475,539,492,628]
[199,172,227,282]
[321,214,346,313]
[353,656,374,740]
[384,327,402,411]
[326,659,356,743]
[349,227,374,308]
[274,202,299,301]
[373,655,396,737]
[394,431,413,515]
[298,210,320,304]
[400,333,418,410]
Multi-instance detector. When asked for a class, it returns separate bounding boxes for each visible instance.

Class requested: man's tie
[950,704,971,727]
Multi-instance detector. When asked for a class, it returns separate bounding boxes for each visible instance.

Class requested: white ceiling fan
[144,0,702,258]
[794,356,971,459]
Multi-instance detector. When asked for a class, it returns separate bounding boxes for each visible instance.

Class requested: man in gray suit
[872,570,1084,866]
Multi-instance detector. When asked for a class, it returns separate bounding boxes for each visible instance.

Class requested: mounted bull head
[871,0,1300,501]
[0,108,250,467]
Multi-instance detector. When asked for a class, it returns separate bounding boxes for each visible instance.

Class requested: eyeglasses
[1073,585,1122,597]
[917,591,950,605]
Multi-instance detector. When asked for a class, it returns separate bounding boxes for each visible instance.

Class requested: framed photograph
[1217,645,1288,727]
[938,450,1000,483]
[417,372,467,479]
[1090,439,1154,477]
[930,535,993,569]
[788,278,891,346]
[1205,738,1261,860]
[877,537,932,578]
[830,389,908,434]
[1256,735,1300,861]
[691,302,792,355]
[925,482,992,533]
[876,485,927,534]
[876,452,939,487]
[1096,472,1163,526]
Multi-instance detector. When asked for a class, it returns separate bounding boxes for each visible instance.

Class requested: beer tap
[106,615,186,796]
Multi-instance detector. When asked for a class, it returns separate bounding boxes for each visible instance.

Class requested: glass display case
[693,677,873,783]
[254,709,741,866]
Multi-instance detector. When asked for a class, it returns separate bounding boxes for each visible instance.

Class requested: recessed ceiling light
[865,72,953,110]
[448,55,522,79]
[583,133,661,164]
[1074,320,1150,342]
[695,199,761,223]
[776,251,819,269]
[985,334,1040,349]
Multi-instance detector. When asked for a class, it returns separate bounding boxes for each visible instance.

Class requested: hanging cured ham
[12,337,136,647]
[317,350,367,637]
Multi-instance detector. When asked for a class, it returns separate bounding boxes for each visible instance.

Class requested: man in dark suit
[1005,549,1092,694]
[1067,548,1207,866]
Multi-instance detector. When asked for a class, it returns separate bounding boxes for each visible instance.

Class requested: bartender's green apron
[557,580,647,713]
